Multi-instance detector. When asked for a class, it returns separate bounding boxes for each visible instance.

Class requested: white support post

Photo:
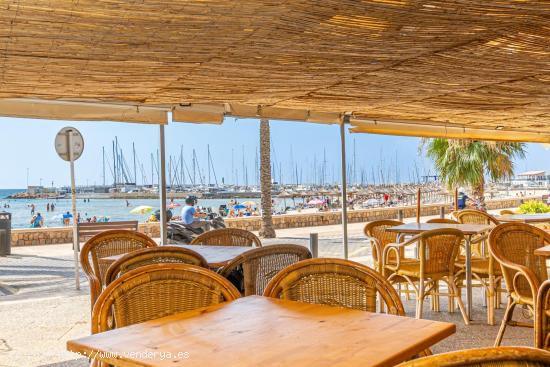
[67,130,80,290]
[340,118,349,259]
[159,124,168,245]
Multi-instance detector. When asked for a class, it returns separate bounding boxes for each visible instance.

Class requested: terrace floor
[0,210,533,367]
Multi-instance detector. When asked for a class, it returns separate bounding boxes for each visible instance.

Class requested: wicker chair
[396,346,550,366]
[383,228,469,324]
[363,220,404,274]
[80,230,157,309]
[454,209,502,325]
[364,219,415,301]
[536,280,550,350]
[104,246,208,285]
[425,218,460,311]
[264,258,404,314]
[190,228,262,247]
[489,223,550,346]
[219,244,311,296]
[91,264,239,366]
[454,209,501,226]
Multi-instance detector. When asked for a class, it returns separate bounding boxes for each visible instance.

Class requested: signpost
[55,127,84,290]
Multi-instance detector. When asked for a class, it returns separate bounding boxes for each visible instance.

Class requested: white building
[511,171,550,188]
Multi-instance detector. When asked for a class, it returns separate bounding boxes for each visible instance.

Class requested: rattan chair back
[417,229,464,275]
[489,223,550,301]
[364,220,403,271]
[264,258,405,315]
[80,230,157,307]
[191,228,262,247]
[455,209,500,225]
[396,346,550,366]
[219,244,312,296]
[536,280,550,350]
[104,246,209,285]
[92,264,240,334]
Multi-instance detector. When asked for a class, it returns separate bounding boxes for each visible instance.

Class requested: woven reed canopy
[0,1,548,140]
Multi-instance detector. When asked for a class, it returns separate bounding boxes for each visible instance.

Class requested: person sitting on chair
[181,197,211,231]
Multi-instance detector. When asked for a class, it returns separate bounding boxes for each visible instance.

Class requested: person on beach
[457,188,469,210]
[181,197,210,231]
[31,213,43,228]
[30,204,35,215]
[46,203,50,212]
[62,211,72,225]
[51,203,55,211]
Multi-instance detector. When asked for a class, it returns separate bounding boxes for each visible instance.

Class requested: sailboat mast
[180,145,184,187]
[102,146,106,187]
[132,142,137,185]
[112,140,117,187]
[207,144,211,186]
[150,153,154,187]
[192,149,197,185]
[242,144,247,187]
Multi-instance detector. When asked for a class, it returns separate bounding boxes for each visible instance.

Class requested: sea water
[0,189,275,228]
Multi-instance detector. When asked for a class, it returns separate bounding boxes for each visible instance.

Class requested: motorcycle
[167,212,226,244]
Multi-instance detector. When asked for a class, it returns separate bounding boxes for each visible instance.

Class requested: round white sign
[55,127,84,161]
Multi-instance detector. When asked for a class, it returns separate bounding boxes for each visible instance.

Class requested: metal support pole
[67,130,80,290]
[340,120,349,259]
[439,206,445,219]
[416,188,421,223]
[397,209,404,222]
[159,125,168,245]
[309,233,319,258]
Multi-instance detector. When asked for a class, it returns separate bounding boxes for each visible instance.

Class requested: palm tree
[423,139,526,211]
[259,118,276,238]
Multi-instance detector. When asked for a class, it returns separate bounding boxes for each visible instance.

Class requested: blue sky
[0,116,547,189]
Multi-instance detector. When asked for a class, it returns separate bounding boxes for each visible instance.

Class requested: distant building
[511,171,550,188]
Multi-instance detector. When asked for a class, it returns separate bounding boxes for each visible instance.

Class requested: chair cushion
[455,258,502,276]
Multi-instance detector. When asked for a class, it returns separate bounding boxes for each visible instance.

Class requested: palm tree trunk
[472,176,487,211]
[259,118,276,238]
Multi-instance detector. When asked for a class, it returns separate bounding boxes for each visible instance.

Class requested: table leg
[465,234,473,321]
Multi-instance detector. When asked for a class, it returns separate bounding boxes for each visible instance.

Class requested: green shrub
[518,200,550,214]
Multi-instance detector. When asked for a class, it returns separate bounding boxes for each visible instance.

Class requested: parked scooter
[167,212,226,244]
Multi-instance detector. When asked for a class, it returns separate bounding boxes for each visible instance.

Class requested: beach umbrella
[307,198,325,205]
[130,205,154,215]
[168,202,181,209]
[241,201,257,206]
[233,204,246,210]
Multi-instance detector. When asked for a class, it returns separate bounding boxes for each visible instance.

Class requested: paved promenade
[0,209,532,366]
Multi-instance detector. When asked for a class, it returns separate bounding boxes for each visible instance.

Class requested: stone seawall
[11,222,160,247]
[10,196,539,246]
[224,196,539,231]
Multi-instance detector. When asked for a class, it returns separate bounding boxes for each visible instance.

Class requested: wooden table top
[100,244,253,268]
[534,245,550,257]
[67,296,455,367]
[387,222,493,235]
[496,213,550,223]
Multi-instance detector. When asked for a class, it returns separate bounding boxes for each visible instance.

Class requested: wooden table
[496,213,550,223]
[387,222,493,321]
[67,296,455,367]
[99,244,253,269]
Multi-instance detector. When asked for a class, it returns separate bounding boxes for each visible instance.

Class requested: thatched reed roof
[0,1,548,140]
